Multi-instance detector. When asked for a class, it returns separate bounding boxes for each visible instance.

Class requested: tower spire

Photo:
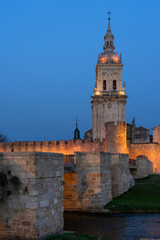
[74,117,80,139]
[103,11,114,53]
[107,11,111,33]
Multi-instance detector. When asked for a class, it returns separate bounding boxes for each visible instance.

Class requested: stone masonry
[105,121,128,154]
[110,153,135,197]
[134,155,153,179]
[0,139,159,172]
[64,152,112,212]
[63,151,134,212]
[152,125,160,144]
[0,152,64,240]
[76,152,112,212]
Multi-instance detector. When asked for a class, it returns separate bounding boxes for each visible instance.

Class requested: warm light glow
[112,54,119,63]
[119,90,125,95]
[100,57,107,63]
[95,91,101,96]
[100,53,120,64]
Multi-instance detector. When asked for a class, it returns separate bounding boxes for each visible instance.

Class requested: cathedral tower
[91,14,127,141]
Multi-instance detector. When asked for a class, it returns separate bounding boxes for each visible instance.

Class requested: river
[64,212,160,240]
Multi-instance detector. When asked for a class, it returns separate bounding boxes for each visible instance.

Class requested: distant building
[152,125,160,144]
[84,129,92,141]
[127,118,150,143]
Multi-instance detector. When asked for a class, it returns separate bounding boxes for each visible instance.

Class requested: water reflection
[64,212,160,240]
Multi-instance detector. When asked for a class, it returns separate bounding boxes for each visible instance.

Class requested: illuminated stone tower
[91,13,127,141]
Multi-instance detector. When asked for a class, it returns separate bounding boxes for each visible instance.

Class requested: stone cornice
[95,64,123,73]
[91,94,128,104]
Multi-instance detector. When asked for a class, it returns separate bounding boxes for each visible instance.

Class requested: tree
[0,134,8,143]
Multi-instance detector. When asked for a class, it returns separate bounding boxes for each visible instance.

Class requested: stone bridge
[0,151,153,239]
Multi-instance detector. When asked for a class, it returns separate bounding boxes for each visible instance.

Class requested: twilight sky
[0,0,160,141]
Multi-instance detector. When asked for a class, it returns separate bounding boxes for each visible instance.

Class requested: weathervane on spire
[108,11,111,20]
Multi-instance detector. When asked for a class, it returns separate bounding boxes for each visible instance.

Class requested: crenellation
[0,137,160,171]
[59,140,66,146]
[67,139,74,145]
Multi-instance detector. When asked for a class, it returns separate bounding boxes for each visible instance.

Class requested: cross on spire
[108,11,111,20]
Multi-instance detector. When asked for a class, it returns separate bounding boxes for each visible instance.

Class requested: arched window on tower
[113,80,116,90]
[103,80,106,90]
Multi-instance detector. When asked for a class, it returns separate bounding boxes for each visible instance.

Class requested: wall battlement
[0,138,103,155]
[0,124,160,172]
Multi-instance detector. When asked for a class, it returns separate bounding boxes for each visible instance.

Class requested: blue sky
[0,0,160,141]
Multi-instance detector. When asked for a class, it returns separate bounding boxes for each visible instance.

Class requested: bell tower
[91,13,127,141]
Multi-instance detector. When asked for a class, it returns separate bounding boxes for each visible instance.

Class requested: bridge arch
[136,155,148,160]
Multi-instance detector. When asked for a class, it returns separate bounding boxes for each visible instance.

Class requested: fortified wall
[0,121,159,172]
[128,143,160,173]
[0,152,64,240]
[0,139,103,155]
[104,122,160,172]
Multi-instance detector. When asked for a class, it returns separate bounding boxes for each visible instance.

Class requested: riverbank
[105,174,160,213]
[46,233,97,240]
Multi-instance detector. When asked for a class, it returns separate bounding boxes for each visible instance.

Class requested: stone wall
[0,152,64,240]
[110,153,134,197]
[63,151,134,212]
[63,173,81,211]
[0,133,159,173]
[92,95,127,141]
[64,152,112,212]
[148,160,153,175]
[76,152,112,212]
[134,156,153,179]
[105,121,128,154]
[152,125,160,144]
[0,139,103,155]
[128,143,160,172]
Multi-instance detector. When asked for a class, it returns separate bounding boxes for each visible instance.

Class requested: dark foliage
[0,171,21,203]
